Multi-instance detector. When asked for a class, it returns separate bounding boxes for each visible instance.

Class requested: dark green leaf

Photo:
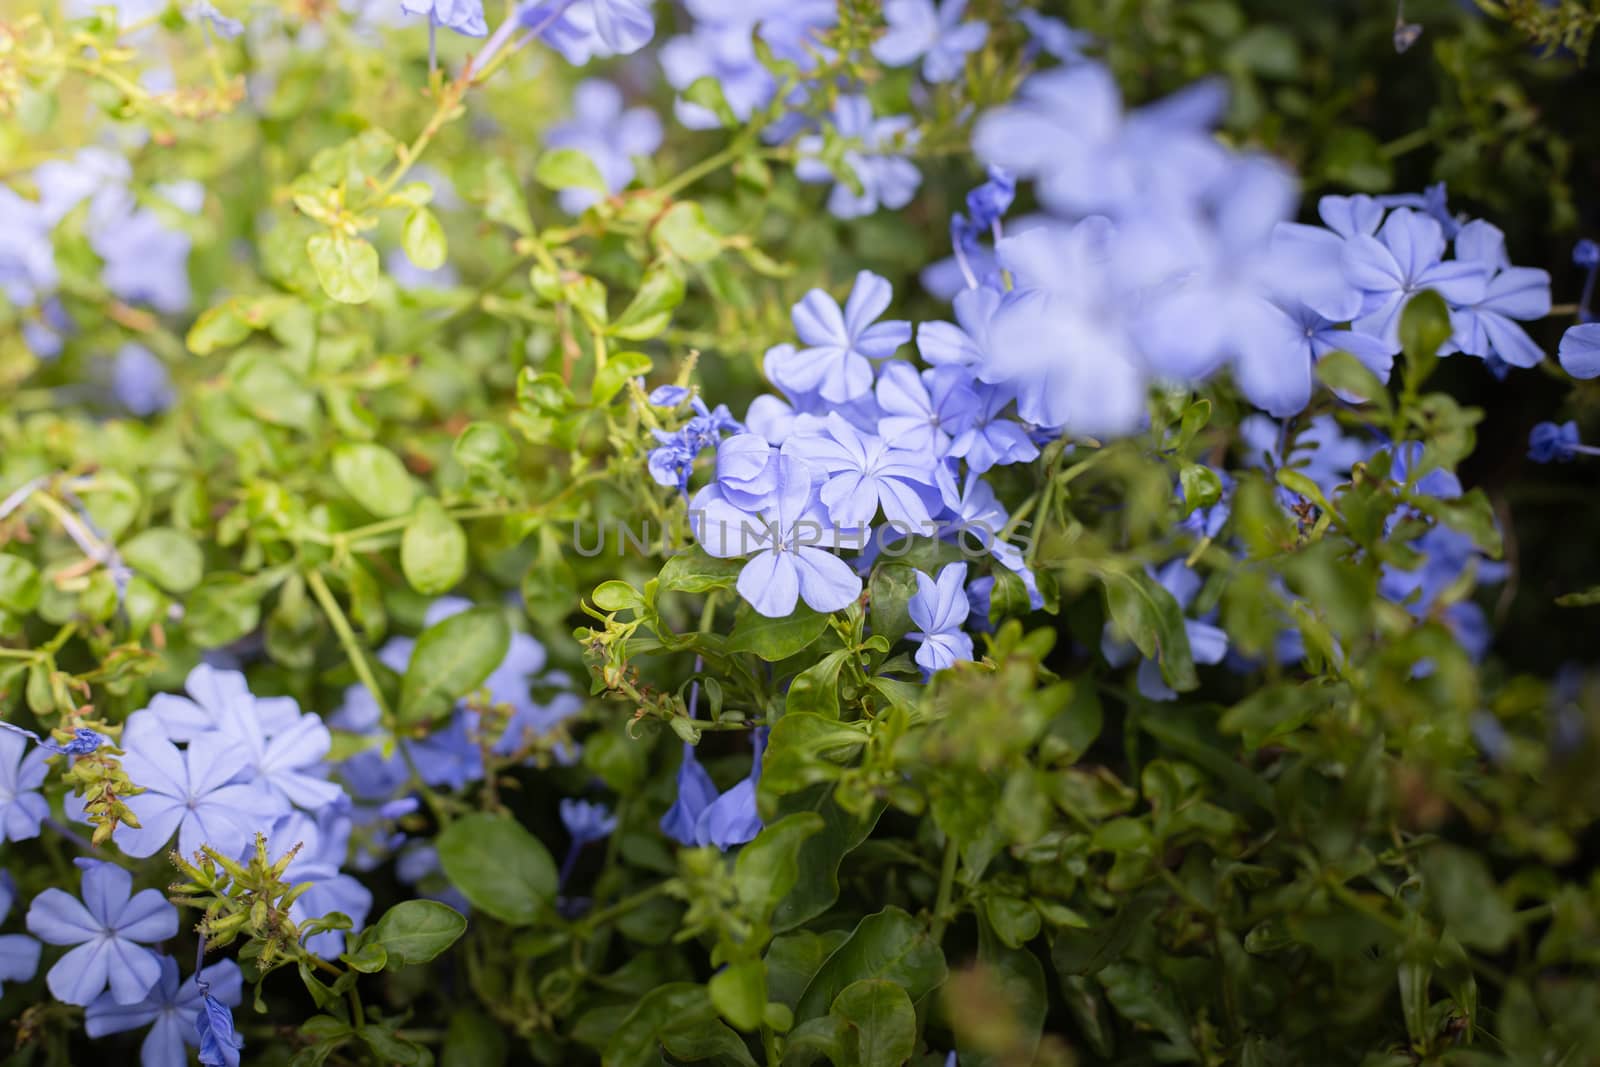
[436,813,558,927]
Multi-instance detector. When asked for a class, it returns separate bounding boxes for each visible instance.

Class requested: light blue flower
[1559,323,1600,378]
[787,412,945,528]
[0,873,41,998]
[1444,219,1550,369]
[1016,9,1090,61]
[1341,208,1488,347]
[795,96,922,220]
[689,453,863,617]
[86,956,243,1067]
[400,0,486,35]
[0,728,50,843]
[26,860,177,1006]
[111,344,176,417]
[560,799,618,846]
[767,270,911,404]
[694,728,767,849]
[517,0,655,63]
[194,975,245,1067]
[113,716,285,859]
[660,744,720,845]
[908,562,974,676]
[874,361,979,457]
[546,80,663,214]
[872,0,988,83]
[660,0,835,129]
[90,182,200,315]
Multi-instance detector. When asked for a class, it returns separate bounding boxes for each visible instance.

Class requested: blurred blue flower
[188,1,244,37]
[560,798,619,846]
[795,97,922,220]
[660,1,835,130]
[1558,323,1600,379]
[401,0,486,35]
[26,861,177,1006]
[546,80,662,214]
[0,874,41,998]
[91,183,200,315]
[86,956,242,1067]
[649,384,690,406]
[872,0,988,83]
[112,344,176,416]
[767,271,910,404]
[1016,9,1090,61]
[0,728,50,843]
[908,562,974,676]
[517,0,654,63]
[1528,421,1596,463]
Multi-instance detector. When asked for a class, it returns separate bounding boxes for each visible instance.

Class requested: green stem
[306,569,390,722]
[1380,127,1433,159]
[929,837,960,943]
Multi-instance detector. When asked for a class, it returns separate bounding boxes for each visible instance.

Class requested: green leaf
[654,201,722,264]
[1049,892,1162,976]
[830,980,915,1067]
[785,650,850,719]
[332,443,416,518]
[339,942,388,973]
[794,907,947,1021]
[442,1009,507,1067]
[591,580,644,613]
[184,574,264,648]
[734,813,825,922]
[480,158,533,236]
[436,813,557,927]
[1178,465,1222,513]
[1097,567,1197,691]
[591,350,653,406]
[708,960,767,1032]
[1316,349,1392,412]
[398,607,510,726]
[402,207,448,271]
[759,714,867,799]
[1420,845,1517,952]
[453,422,516,476]
[867,563,919,643]
[0,555,42,614]
[121,527,204,594]
[772,787,885,932]
[369,900,468,966]
[534,148,606,195]
[658,549,743,593]
[972,917,1047,1063]
[307,232,380,304]
[610,259,686,341]
[728,604,831,661]
[401,500,467,596]
[683,76,737,127]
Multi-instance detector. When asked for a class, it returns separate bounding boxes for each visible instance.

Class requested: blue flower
[90,182,200,315]
[947,381,1039,473]
[0,874,41,998]
[1528,421,1595,463]
[111,344,175,416]
[1444,219,1551,369]
[1016,9,1090,61]
[872,0,988,83]
[26,860,177,1006]
[964,166,1015,234]
[517,0,655,63]
[874,361,979,457]
[660,2,836,130]
[660,744,720,845]
[86,956,243,1067]
[400,0,487,35]
[788,412,945,528]
[1558,323,1600,379]
[974,62,1229,220]
[908,562,974,676]
[546,80,662,214]
[690,453,863,617]
[194,976,245,1067]
[111,716,285,859]
[561,798,619,846]
[649,384,690,406]
[0,728,50,843]
[795,97,922,220]
[1377,182,1461,240]
[1341,208,1488,347]
[648,396,743,494]
[188,1,245,37]
[767,271,911,404]
[694,728,767,850]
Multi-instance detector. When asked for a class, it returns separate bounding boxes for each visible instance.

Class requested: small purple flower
[86,956,243,1067]
[766,270,911,404]
[26,860,177,1006]
[1528,421,1596,463]
[0,728,50,843]
[400,0,487,36]
[648,384,690,407]
[795,96,922,220]
[908,562,974,676]
[0,874,41,998]
[660,745,720,846]
[788,412,944,528]
[1341,208,1488,346]
[1559,323,1600,379]
[1445,219,1551,370]
[517,0,655,63]
[694,728,767,850]
[545,80,663,214]
[875,361,979,458]
[872,0,988,83]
